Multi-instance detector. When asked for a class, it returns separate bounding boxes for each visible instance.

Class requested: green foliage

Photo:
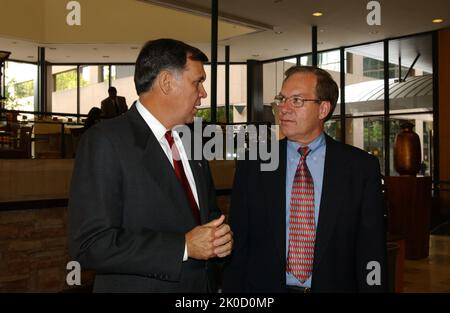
[54,69,88,91]
[196,107,233,123]
[14,80,34,98]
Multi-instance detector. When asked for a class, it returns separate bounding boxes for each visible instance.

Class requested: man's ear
[319,101,331,120]
[158,71,173,95]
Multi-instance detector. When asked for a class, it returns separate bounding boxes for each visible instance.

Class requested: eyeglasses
[273,94,322,108]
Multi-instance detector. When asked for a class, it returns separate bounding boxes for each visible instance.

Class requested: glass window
[110,65,137,108]
[3,61,37,113]
[230,64,246,123]
[318,50,341,116]
[346,116,385,174]
[300,55,312,66]
[319,50,341,72]
[79,66,109,114]
[345,42,384,117]
[263,62,276,106]
[51,65,77,114]
[388,34,433,114]
[324,118,341,142]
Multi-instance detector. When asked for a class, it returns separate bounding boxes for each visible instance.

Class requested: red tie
[287,146,316,283]
[165,131,201,224]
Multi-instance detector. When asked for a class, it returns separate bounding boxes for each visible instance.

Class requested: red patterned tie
[287,146,315,283]
[165,131,201,224]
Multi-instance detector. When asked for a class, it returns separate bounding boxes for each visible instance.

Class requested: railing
[1,109,275,159]
[0,109,86,159]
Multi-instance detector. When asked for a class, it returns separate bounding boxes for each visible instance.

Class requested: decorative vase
[393,122,421,176]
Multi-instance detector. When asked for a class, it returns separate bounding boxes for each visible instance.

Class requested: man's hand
[185,215,233,260]
[213,222,233,258]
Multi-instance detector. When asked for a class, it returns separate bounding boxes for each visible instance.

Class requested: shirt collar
[287,132,326,155]
[135,99,168,143]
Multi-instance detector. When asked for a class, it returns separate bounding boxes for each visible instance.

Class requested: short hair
[108,86,117,94]
[134,38,208,95]
[284,66,339,121]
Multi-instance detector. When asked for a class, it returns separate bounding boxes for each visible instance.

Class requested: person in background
[100,86,128,119]
[83,107,102,131]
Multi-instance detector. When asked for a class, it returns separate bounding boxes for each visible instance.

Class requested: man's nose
[199,84,207,98]
[278,102,292,115]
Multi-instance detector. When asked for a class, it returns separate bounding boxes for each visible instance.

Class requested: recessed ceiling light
[273,26,283,34]
[48,47,57,50]
[283,48,289,51]
[27,56,34,59]
[252,54,260,57]
[92,48,98,50]
[102,55,110,58]
[312,12,323,17]
[130,47,139,50]
[319,29,325,33]
[66,56,70,58]
[432,18,444,23]
[11,41,17,44]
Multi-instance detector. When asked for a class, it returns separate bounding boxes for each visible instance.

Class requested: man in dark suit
[223,66,386,293]
[100,86,128,119]
[68,39,233,293]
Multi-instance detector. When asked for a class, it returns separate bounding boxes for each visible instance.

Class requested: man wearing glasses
[223,66,387,293]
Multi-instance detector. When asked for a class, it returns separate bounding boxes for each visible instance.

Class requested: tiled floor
[403,235,450,292]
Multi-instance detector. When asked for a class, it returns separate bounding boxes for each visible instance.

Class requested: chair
[0,125,33,159]
[34,122,63,159]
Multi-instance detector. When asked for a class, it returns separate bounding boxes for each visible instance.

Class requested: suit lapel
[263,139,287,263]
[126,105,198,226]
[313,135,349,269]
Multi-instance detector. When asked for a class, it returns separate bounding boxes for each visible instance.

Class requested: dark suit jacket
[68,104,221,292]
[222,134,387,293]
[101,96,128,119]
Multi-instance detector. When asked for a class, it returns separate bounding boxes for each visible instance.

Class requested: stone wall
[0,206,94,292]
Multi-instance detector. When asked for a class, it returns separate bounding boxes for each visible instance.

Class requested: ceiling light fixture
[432,18,444,23]
[312,12,323,17]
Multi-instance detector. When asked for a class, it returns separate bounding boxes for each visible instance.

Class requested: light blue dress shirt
[285,132,326,288]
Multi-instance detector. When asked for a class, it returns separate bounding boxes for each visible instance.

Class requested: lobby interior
[0,0,449,292]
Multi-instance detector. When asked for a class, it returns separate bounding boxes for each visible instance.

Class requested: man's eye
[292,97,302,104]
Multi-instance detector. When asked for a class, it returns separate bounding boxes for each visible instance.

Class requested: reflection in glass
[346,117,385,174]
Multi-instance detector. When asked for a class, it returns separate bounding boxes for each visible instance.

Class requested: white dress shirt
[136,100,199,261]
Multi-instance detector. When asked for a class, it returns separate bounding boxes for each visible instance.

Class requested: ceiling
[0,0,448,64]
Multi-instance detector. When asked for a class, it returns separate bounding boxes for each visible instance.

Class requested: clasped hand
[185,215,233,260]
